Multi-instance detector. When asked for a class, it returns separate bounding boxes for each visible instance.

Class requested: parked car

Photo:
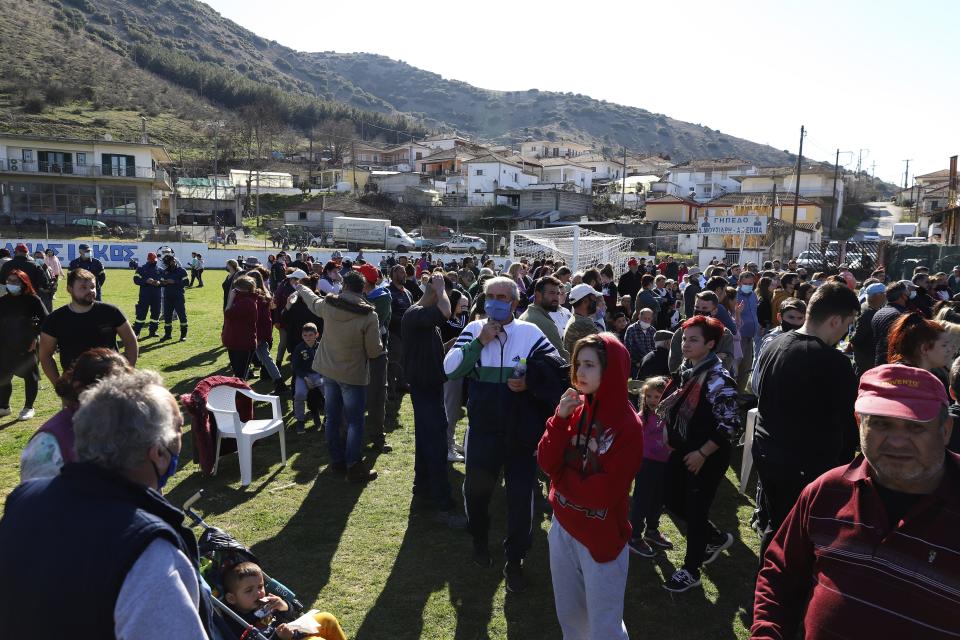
[795,250,826,271]
[437,234,487,252]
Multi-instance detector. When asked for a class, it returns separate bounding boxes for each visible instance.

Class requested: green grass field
[0,275,760,639]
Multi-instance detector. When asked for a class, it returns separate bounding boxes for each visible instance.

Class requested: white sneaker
[18,408,35,421]
[0,407,10,418]
[447,450,465,463]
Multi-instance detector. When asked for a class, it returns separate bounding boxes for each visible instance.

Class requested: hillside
[1,0,793,166]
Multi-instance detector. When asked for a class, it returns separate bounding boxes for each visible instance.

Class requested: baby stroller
[184,491,305,640]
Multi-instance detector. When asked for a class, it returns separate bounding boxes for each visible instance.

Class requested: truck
[332,216,415,252]
[892,222,919,243]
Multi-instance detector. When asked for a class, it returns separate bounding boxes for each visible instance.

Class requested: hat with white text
[855,364,948,423]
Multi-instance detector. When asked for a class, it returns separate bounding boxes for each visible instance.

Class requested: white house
[662,158,758,202]
[537,157,593,193]
[464,154,538,205]
[418,134,471,151]
[0,133,172,227]
[519,139,593,160]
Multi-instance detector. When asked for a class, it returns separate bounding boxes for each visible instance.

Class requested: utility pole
[903,159,912,190]
[830,149,840,237]
[621,146,627,210]
[789,125,805,259]
[308,136,313,194]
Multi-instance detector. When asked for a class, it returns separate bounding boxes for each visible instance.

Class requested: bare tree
[317,118,355,166]
[238,100,282,219]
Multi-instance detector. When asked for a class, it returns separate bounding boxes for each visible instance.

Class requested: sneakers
[703,532,734,566]
[18,407,35,421]
[644,529,674,550]
[662,568,701,593]
[435,511,468,530]
[447,449,465,463]
[346,464,377,483]
[628,537,657,558]
[0,407,10,418]
[503,560,527,593]
[294,421,305,435]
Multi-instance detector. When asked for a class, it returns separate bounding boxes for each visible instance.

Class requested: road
[852,201,904,241]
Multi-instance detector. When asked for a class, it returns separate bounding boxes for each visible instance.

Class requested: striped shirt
[443,318,556,382]
[753,453,960,639]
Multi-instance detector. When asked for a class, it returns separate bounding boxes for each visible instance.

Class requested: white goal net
[511,226,633,275]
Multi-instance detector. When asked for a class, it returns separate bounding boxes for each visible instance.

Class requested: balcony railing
[0,158,169,184]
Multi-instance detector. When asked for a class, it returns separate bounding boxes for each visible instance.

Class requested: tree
[239,99,282,218]
[317,118,355,166]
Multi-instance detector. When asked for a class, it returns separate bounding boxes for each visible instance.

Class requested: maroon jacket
[179,376,253,474]
[221,290,258,350]
[255,294,273,344]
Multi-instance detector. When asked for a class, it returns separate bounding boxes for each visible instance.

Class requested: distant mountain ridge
[0,0,794,166]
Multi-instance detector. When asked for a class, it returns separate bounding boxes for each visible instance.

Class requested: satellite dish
[103,133,113,141]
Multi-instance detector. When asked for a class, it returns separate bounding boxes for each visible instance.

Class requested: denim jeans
[323,378,367,467]
[255,342,282,382]
[294,373,324,421]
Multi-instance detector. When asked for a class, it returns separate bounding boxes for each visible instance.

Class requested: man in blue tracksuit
[443,276,559,593]
[735,270,759,395]
[159,254,189,342]
[132,252,163,338]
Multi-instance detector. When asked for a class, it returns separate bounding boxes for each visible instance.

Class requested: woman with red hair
[887,312,958,390]
[656,314,739,592]
[0,270,48,421]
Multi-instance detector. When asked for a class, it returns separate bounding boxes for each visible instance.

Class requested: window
[298,211,307,221]
[9,182,97,219]
[75,152,86,166]
[38,151,73,174]
[415,152,422,160]
[99,185,138,219]
[22,149,33,162]
[702,185,713,196]
[474,189,482,193]
[513,173,518,182]
[531,192,543,202]
[591,166,596,172]
[703,170,713,181]
[101,153,135,177]
[475,169,484,176]
[796,207,807,221]
[552,148,559,157]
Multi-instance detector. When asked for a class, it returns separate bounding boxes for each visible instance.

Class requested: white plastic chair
[739,408,759,495]
[206,385,286,487]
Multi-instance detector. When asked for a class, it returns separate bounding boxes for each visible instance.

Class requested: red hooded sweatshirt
[537,332,644,562]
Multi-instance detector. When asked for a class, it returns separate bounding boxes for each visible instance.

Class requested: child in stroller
[185,491,346,639]
[221,561,345,640]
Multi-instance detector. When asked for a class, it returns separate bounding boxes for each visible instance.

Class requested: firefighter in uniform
[68,243,106,300]
[159,253,189,342]
[132,252,163,338]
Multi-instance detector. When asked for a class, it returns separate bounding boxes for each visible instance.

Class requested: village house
[519,139,593,160]
[0,133,172,228]
[464,154,538,206]
[654,158,759,201]
[644,194,700,222]
[536,157,593,193]
[419,133,471,151]
[736,163,844,233]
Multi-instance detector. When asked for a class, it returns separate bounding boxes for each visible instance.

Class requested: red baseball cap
[147,252,157,262]
[627,258,638,266]
[354,263,380,285]
[855,364,948,423]
[14,243,28,254]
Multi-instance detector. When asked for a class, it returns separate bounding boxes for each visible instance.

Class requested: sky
[201,0,959,186]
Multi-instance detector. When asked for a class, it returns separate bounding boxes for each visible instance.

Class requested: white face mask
[639,321,651,330]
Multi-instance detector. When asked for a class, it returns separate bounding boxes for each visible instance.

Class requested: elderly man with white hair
[444,276,559,593]
[0,369,213,639]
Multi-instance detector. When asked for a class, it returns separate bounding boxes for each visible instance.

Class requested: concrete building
[0,133,172,228]
[464,154,538,205]
[519,139,593,160]
[657,158,759,201]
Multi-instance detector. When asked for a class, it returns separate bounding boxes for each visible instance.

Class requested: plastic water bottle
[511,357,527,379]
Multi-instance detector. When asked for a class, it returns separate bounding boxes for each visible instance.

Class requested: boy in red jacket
[538,333,644,640]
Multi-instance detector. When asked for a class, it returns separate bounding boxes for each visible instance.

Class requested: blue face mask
[484,298,513,322]
[154,447,179,490]
[909,290,917,300]
[740,284,754,294]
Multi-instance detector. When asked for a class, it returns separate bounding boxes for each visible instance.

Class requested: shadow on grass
[160,345,226,371]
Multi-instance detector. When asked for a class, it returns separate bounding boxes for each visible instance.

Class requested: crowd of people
[1,242,959,639]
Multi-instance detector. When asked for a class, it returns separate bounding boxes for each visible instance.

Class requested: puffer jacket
[221,290,258,350]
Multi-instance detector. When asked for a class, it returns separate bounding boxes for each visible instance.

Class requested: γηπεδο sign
[698,215,767,235]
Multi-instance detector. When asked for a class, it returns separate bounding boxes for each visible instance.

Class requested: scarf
[657,352,719,446]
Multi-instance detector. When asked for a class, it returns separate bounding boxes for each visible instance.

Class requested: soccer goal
[510,226,633,275]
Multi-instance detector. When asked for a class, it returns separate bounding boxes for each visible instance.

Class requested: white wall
[667,166,756,201]
[466,161,537,204]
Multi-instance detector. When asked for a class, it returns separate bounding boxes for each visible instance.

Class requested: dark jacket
[160,264,189,300]
[68,256,105,285]
[0,462,214,638]
[849,304,879,376]
[683,280,702,318]
[618,269,643,301]
[133,262,163,299]
[635,287,662,316]
[638,345,670,380]
[0,292,46,375]
[222,291,259,350]
[871,302,907,366]
[292,341,319,378]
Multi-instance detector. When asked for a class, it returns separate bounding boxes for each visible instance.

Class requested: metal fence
[799,240,885,279]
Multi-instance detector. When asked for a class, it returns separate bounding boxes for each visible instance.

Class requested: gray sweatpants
[548,516,629,640]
